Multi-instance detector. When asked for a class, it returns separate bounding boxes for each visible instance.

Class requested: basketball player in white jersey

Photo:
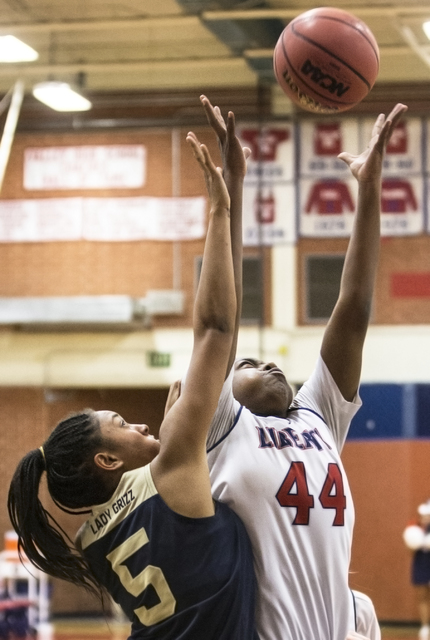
[167,96,407,640]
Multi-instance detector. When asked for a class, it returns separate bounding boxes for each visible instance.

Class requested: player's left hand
[186,130,230,214]
[338,102,408,183]
[200,94,251,179]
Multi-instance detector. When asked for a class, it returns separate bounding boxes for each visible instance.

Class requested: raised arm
[200,95,250,375]
[150,133,236,516]
[321,103,408,401]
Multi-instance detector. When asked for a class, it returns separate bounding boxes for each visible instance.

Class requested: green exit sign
[147,351,171,368]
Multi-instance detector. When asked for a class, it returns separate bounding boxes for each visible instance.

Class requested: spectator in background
[403,501,430,640]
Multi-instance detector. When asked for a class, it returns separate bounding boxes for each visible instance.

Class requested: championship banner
[364,116,424,236]
[379,176,423,236]
[0,196,206,242]
[242,183,295,246]
[299,118,359,178]
[299,119,359,237]
[363,117,423,175]
[299,117,425,237]
[238,124,295,245]
[24,145,146,190]
[300,176,358,237]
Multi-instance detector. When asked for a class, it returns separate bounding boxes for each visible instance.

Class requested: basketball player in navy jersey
[167,96,407,640]
[8,133,259,639]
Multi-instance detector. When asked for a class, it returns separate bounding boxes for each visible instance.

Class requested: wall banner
[299,117,425,238]
[0,196,206,242]
[24,145,147,190]
[239,124,295,245]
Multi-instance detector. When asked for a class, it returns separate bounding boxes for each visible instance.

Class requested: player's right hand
[200,94,251,179]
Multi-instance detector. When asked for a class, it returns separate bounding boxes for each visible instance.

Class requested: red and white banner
[299,119,359,237]
[300,177,358,237]
[299,118,359,178]
[24,145,146,190]
[242,183,295,245]
[363,117,423,175]
[238,123,295,245]
[299,117,424,237]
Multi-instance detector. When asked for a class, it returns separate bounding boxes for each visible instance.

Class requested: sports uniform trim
[351,588,358,631]
[207,405,243,453]
[287,405,328,426]
[78,464,157,549]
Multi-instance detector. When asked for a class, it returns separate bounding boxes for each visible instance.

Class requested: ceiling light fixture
[0,35,38,62]
[423,21,430,41]
[32,81,92,112]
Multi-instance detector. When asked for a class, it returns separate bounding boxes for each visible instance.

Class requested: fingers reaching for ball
[186,131,230,213]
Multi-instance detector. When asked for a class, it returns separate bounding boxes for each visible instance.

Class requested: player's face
[233,358,293,418]
[96,410,161,471]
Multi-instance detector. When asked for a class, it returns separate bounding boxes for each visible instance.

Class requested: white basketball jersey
[352,590,381,640]
[207,355,361,640]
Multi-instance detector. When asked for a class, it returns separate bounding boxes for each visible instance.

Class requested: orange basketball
[273,7,379,113]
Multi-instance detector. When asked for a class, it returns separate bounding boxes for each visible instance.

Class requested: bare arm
[151,134,236,516]
[321,103,408,401]
[200,95,250,375]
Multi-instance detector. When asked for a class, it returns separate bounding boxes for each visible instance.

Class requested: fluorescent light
[0,35,38,62]
[423,21,430,40]
[32,81,92,112]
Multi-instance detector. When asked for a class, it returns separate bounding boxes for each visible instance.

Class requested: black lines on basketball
[273,7,380,113]
[280,35,355,109]
[294,14,380,64]
[290,22,372,90]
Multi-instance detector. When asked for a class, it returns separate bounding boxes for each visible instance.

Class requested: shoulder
[292,354,362,451]
[207,367,242,451]
[76,465,156,551]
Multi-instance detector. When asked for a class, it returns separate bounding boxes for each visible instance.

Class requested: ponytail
[8,410,111,597]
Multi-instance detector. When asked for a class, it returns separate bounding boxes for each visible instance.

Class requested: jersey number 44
[276,461,346,526]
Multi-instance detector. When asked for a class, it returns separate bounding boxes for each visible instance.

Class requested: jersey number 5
[276,461,346,526]
[107,528,176,626]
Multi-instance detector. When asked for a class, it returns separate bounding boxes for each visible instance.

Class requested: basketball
[273,7,379,114]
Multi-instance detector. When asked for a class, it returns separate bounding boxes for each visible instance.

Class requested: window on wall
[305,254,345,322]
[195,255,263,324]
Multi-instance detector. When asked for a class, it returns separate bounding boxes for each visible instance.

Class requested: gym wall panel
[298,235,430,325]
[343,440,430,623]
[0,128,212,329]
[416,384,430,437]
[348,384,404,439]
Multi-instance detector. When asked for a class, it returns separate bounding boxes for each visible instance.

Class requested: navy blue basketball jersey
[76,464,258,640]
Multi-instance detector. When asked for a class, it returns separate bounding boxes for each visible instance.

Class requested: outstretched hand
[338,102,408,182]
[200,94,251,179]
[186,130,230,213]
